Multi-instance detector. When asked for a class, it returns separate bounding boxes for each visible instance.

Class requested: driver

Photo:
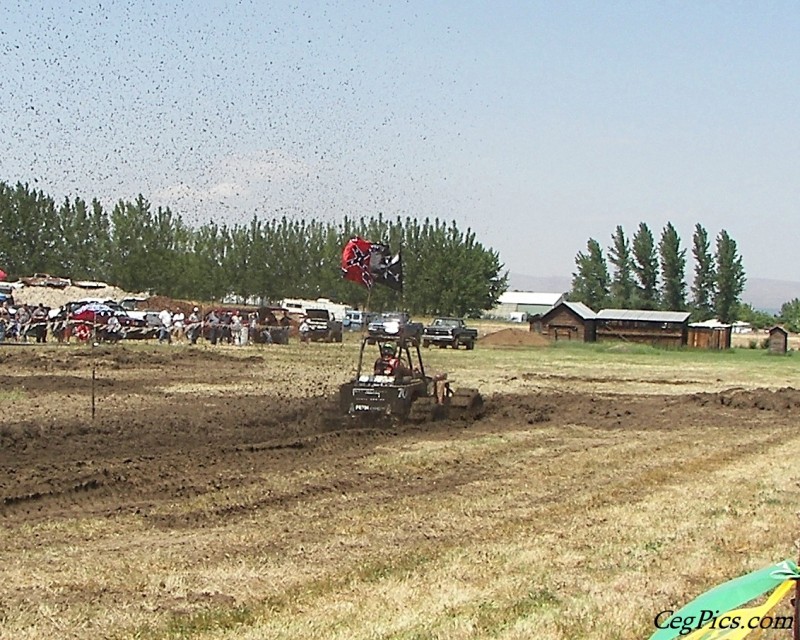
[374,343,408,376]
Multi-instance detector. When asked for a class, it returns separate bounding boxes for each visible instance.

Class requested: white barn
[488,291,566,321]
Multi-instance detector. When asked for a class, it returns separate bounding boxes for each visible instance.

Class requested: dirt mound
[142,295,204,315]
[13,284,141,309]
[691,387,800,411]
[478,328,550,347]
[9,284,203,316]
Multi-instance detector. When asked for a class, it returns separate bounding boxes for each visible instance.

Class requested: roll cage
[354,332,427,380]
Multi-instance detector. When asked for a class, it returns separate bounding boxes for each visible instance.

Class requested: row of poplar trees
[0,181,507,317]
[571,222,746,323]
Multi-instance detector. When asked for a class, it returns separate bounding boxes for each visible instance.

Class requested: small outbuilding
[768,326,788,354]
[539,301,596,342]
[688,319,732,350]
[595,309,691,347]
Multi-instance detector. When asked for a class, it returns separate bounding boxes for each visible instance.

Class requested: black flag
[374,250,403,292]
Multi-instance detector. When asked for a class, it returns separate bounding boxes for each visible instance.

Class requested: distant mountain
[507,274,572,294]
[507,273,800,314]
[740,278,800,314]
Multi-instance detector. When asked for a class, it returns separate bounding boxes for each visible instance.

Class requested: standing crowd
[0,300,50,343]
[0,298,295,346]
[155,307,293,346]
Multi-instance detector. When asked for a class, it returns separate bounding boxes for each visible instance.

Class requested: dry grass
[1,339,799,640]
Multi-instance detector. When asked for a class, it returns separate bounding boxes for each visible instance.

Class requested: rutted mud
[1,345,798,529]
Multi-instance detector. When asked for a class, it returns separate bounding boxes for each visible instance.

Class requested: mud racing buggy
[339,315,483,422]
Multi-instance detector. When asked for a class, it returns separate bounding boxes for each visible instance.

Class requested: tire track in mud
[2,387,799,526]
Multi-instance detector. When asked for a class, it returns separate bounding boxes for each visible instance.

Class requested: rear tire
[465,341,474,350]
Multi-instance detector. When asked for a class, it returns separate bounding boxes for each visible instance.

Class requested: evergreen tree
[0,180,507,315]
[607,225,635,308]
[713,229,746,324]
[88,199,113,281]
[108,196,153,292]
[0,183,59,276]
[658,222,686,311]
[570,238,609,310]
[631,222,659,309]
[691,223,716,321]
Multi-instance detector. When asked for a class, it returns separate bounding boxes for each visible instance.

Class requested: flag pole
[363,287,373,335]
[399,242,404,311]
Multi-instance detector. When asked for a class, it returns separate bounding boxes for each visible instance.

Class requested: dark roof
[561,301,596,319]
[597,309,691,323]
[540,300,596,322]
[769,325,789,335]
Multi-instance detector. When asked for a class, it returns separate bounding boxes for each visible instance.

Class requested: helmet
[381,344,396,356]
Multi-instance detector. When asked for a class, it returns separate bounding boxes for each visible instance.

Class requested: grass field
[1,337,799,639]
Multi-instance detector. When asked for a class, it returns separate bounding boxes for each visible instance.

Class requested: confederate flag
[341,237,404,291]
[341,237,377,288]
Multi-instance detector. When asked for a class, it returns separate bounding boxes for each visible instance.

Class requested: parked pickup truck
[304,308,343,343]
[422,317,478,350]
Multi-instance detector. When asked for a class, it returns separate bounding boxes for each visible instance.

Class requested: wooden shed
[688,319,732,350]
[768,326,788,354]
[539,301,596,342]
[595,309,691,347]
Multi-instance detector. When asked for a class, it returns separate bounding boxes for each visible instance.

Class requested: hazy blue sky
[1,1,797,280]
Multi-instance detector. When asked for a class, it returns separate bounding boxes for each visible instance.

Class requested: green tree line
[0,181,507,316]
[571,222,746,323]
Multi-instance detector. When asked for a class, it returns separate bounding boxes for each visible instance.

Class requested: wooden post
[91,361,96,420]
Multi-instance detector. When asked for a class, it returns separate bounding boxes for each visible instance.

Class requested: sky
[1,0,798,281]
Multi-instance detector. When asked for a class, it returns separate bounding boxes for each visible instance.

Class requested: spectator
[186,307,202,345]
[15,304,31,342]
[299,316,311,344]
[247,311,259,345]
[0,306,8,342]
[7,305,19,341]
[206,310,220,345]
[220,311,232,344]
[105,314,122,342]
[230,311,243,346]
[172,308,185,342]
[31,303,48,343]
[158,308,172,344]
[52,306,69,343]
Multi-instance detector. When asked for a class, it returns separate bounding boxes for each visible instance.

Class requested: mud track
[2,345,799,529]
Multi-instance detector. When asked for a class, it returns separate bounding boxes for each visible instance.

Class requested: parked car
[68,302,157,341]
[422,317,478,350]
[343,309,379,330]
[20,273,71,288]
[367,312,424,341]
